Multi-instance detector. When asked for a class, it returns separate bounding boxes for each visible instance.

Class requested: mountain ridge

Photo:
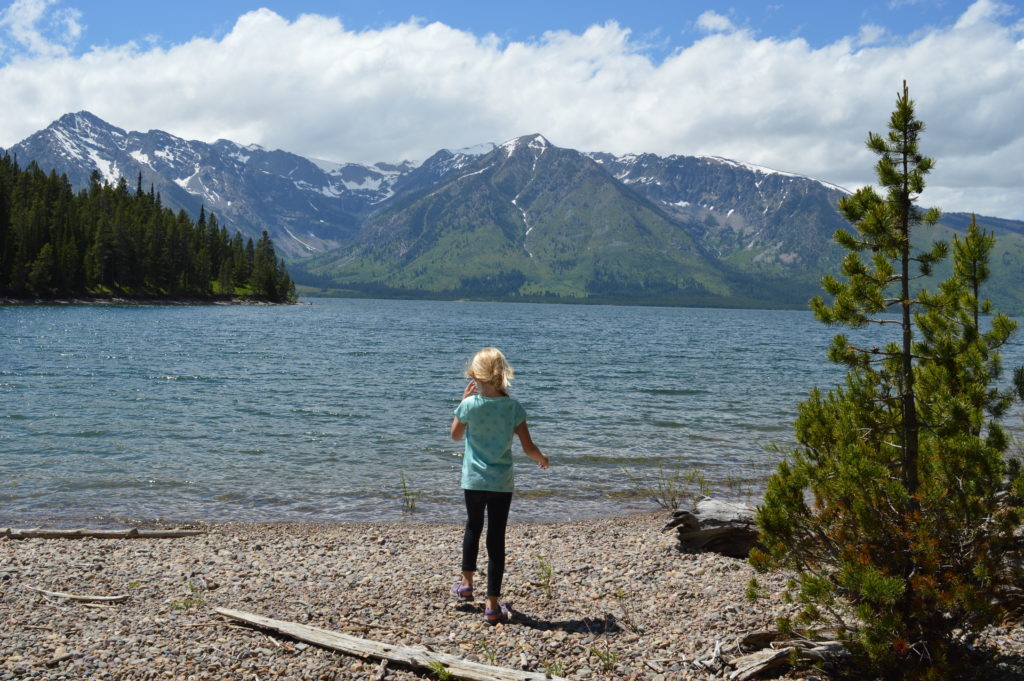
[6,111,1024,311]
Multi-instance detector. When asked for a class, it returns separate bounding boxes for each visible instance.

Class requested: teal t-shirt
[454,395,527,492]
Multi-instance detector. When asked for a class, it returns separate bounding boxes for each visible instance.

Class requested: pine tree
[751,83,1024,679]
[252,230,278,299]
[27,242,55,295]
[0,158,295,302]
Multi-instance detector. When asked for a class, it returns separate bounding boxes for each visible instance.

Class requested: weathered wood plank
[216,607,565,681]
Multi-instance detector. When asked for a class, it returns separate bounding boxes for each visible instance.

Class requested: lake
[2,298,1022,526]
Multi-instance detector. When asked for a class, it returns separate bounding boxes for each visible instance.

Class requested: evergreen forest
[0,155,295,303]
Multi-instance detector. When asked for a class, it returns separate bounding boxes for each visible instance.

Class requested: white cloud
[0,1,1021,219]
[696,10,736,34]
[0,0,81,58]
[856,24,887,46]
[955,0,1013,29]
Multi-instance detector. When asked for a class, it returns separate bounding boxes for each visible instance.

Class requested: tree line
[0,155,295,302]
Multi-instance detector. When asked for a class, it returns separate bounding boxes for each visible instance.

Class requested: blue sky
[28,1,1001,57]
[1,0,1023,218]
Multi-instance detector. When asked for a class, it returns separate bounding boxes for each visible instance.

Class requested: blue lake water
[2,298,1022,526]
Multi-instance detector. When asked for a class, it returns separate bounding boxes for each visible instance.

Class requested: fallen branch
[727,637,847,681]
[216,607,565,681]
[25,585,130,603]
[3,528,203,540]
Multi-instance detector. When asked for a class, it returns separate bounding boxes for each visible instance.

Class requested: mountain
[5,111,416,258]
[589,153,851,280]
[295,134,826,306]
[6,112,1024,310]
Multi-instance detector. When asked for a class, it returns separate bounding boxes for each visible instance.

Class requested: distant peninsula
[0,155,296,305]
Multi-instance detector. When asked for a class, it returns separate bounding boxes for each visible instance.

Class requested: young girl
[450,347,549,625]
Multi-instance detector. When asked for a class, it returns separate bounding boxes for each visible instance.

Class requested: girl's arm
[450,380,476,441]
[515,421,549,469]
[451,417,466,441]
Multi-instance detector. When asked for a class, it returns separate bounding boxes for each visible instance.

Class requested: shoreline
[4,513,1024,680]
[1,505,664,533]
[0,499,667,532]
[0,295,301,306]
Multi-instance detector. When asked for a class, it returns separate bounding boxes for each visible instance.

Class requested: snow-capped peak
[444,142,495,157]
[704,156,850,194]
[527,134,549,151]
[499,134,551,158]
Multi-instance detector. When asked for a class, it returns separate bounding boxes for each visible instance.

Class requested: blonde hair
[465,347,514,393]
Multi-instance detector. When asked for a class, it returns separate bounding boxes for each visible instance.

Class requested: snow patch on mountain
[341,176,384,192]
[528,135,549,153]
[499,138,520,156]
[705,156,850,194]
[309,157,342,174]
[88,151,118,184]
[446,142,495,157]
[281,225,317,252]
[306,158,414,203]
[500,134,549,159]
[456,164,494,181]
[174,166,200,191]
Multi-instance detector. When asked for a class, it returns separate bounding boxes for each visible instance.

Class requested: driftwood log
[3,528,204,540]
[216,607,566,681]
[663,498,759,558]
[727,640,846,680]
[714,629,847,681]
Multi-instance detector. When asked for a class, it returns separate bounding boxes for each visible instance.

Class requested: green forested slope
[296,136,813,307]
[0,155,295,302]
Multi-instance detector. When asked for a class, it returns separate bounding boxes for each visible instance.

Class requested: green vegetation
[427,661,454,680]
[479,640,496,666]
[533,553,555,596]
[588,644,618,673]
[623,464,709,510]
[750,83,1024,680]
[543,661,565,677]
[0,157,295,302]
[612,587,643,634]
[399,470,421,513]
[293,143,775,307]
[168,584,205,611]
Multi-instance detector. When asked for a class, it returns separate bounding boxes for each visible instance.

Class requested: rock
[664,498,760,558]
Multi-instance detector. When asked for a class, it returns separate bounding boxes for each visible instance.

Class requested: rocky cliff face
[590,153,851,279]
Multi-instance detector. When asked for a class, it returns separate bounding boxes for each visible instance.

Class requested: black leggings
[461,489,513,598]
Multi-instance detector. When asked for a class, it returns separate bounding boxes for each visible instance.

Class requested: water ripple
[2,299,1022,526]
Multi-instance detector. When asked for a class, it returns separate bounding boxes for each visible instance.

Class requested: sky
[0,0,1022,219]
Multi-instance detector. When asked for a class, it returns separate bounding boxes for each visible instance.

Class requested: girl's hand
[537,455,549,470]
[462,380,477,400]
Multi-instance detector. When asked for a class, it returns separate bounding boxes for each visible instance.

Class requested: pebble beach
[3,512,1024,681]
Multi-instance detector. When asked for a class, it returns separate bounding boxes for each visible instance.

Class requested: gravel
[2,512,1022,680]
